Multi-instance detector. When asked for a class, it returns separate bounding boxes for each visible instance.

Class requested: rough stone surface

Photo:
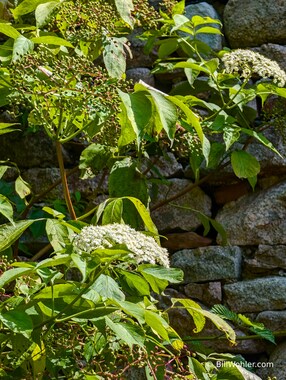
[127,29,154,68]
[171,246,242,283]
[185,2,223,51]
[253,43,286,72]
[256,310,286,332]
[0,130,72,168]
[184,281,222,306]
[22,168,108,199]
[255,245,286,269]
[161,232,212,251]
[216,180,286,245]
[243,244,286,278]
[142,152,183,179]
[223,0,286,48]
[151,178,212,232]
[246,126,286,177]
[224,277,286,313]
[126,68,155,86]
[256,341,286,380]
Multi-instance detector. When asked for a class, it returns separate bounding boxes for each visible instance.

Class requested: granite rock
[224,0,286,48]
[224,277,286,313]
[171,246,242,283]
[151,178,212,232]
[216,180,286,245]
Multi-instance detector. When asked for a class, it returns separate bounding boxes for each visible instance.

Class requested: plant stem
[55,140,77,220]
[184,330,286,342]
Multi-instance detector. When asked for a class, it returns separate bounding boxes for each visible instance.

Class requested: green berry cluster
[8,49,131,143]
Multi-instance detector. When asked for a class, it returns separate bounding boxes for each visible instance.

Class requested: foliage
[0,0,284,378]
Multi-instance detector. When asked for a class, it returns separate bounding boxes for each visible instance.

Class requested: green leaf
[114,0,134,27]
[0,311,33,338]
[12,35,34,61]
[144,310,170,341]
[12,0,52,18]
[195,26,222,35]
[139,265,183,284]
[102,198,123,224]
[0,165,8,179]
[105,317,145,348]
[174,61,210,75]
[118,89,152,147]
[172,0,185,15]
[0,123,20,135]
[168,95,210,163]
[119,269,150,296]
[173,298,206,333]
[231,151,260,179]
[92,274,125,301]
[122,197,159,240]
[241,128,282,157]
[45,218,70,251]
[0,267,34,288]
[0,23,20,39]
[35,254,71,269]
[0,194,14,224]
[188,357,210,380]
[180,299,236,343]
[103,37,127,78]
[147,87,177,142]
[115,299,145,324]
[15,176,31,199]
[35,1,60,28]
[223,126,240,151]
[31,36,73,47]
[42,206,65,219]
[79,143,113,178]
[0,219,38,252]
[158,38,178,59]
[108,158,149,228]
[191,15,222,27]
[171,14,192,34]
[216,362,245,380]
[33,283,80,299]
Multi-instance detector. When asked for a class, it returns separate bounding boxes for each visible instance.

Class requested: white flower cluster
[73,223,170,267]
[222,49,286,87]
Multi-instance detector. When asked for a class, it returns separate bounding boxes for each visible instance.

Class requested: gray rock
[253,43,286,72]
[22,168,108,199]
[246,126,286,177]
[127,28,154,68]
[171,246,242,283]
[256,310,286,332]
[126,68,155,86]
[0,130,72,168]
[184,281,222,306]
[256,341,286,380]
[224,0,286,48]
[216,180,286,245]
[142,152,183,178]
[151,178,212,232]
[255,245,286,269]
[224,277,286,313]
[185,2,223,51]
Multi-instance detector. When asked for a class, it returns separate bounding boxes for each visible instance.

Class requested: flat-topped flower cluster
[222,49,286,87]
[73,223,170,267]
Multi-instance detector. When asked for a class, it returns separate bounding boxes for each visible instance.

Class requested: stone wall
[127,1,286,378]
[1,1,286,378]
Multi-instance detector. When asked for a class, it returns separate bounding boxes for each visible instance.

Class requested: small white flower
[73,223,170,267]
[222,49,286,87]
